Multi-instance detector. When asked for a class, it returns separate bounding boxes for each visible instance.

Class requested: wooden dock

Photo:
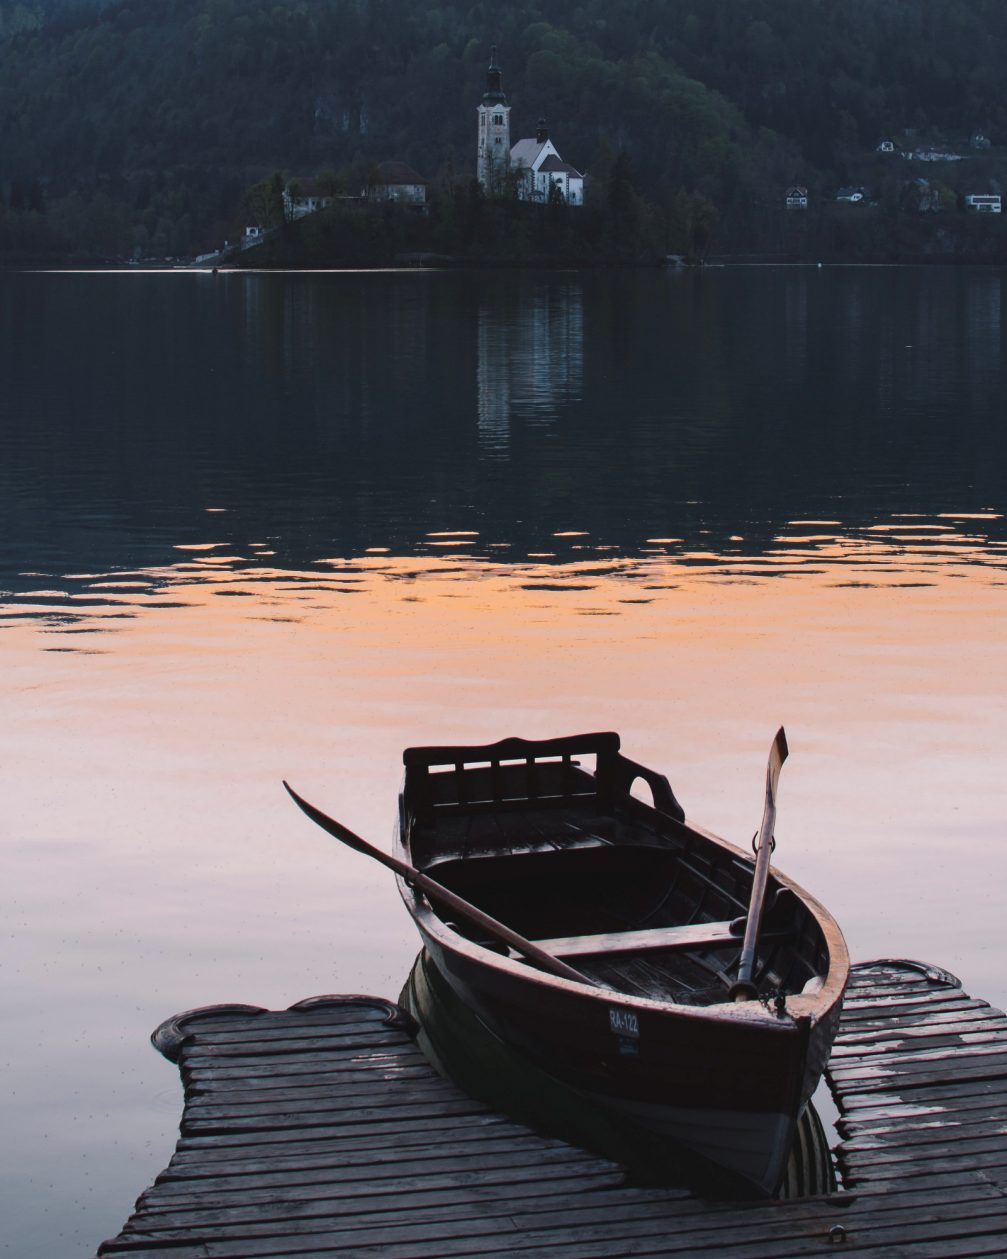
[97,960,1007,1258]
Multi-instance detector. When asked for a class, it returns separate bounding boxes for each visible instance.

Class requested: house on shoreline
[283,178,334,221]
[965,193,1002,213]
[368,161,427,206]
[279,161,427,226]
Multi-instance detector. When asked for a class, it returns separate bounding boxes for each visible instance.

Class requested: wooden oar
[730,727,789,1001]
[283,782,597,988]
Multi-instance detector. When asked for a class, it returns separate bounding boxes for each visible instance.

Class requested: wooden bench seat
[532,920,791,959]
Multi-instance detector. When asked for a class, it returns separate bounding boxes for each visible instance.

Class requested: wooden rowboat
[392,732,849,1197]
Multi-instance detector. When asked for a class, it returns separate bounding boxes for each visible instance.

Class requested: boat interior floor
[420,824,807,1006]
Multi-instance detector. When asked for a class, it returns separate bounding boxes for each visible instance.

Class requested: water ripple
[1,510,1005,643]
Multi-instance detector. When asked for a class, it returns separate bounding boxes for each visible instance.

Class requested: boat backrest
[402,732,622,824]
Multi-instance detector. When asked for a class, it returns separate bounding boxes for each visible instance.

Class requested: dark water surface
[3,267,1007,1256]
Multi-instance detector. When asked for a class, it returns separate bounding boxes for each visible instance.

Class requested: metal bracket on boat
[752,830,776,856]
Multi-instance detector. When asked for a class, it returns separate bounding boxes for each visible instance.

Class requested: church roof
[286,178,331,198]
[376,160,426,185]
[537,154,583,177]
[510,138,547,168]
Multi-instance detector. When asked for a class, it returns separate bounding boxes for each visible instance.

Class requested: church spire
[483,46,507,105]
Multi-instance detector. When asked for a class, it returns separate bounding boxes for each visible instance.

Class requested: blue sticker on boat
[609,1008,639,1038]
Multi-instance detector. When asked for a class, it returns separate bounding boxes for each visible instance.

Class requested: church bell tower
[477,47,511,194]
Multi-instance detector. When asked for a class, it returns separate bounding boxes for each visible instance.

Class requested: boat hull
[414,917,833,1195]
[402,946,836,1197]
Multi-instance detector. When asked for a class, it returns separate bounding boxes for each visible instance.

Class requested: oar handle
[283,782,597,988]
[730,728,788,1001]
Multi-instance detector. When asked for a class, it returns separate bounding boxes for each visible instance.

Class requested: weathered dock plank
[97,962,1007,1258]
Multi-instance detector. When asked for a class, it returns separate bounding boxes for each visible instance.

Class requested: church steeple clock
[477,47,511,193]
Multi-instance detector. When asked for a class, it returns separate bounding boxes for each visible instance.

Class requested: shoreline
[6,255,1007,273]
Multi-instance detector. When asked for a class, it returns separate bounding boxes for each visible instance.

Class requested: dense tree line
[244,160,719,268]
[0,0,1006,260]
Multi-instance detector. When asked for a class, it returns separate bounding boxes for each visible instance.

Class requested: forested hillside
[1,0,1006,261]
[0,0,104,33]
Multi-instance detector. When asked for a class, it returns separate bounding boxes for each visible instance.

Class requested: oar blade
[283,781,375,859]
[766,726,789,803]
[282,780,596,988]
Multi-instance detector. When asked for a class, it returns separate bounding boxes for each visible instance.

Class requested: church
[477,49,584,206]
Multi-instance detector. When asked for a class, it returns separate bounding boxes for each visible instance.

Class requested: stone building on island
[477,49,584,206]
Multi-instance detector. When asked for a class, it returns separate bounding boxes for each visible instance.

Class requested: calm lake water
[3,266,1007,1256]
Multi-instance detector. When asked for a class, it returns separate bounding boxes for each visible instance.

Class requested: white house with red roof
[283,177,334,220]
[367,161,427,205]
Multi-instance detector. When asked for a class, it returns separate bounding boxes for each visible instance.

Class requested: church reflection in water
[476,280,584,457]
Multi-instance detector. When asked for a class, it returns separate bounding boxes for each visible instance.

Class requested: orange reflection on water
[4,521,1007,1092]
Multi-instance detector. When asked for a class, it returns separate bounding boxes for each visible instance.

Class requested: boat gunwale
[394,752,849,1029]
